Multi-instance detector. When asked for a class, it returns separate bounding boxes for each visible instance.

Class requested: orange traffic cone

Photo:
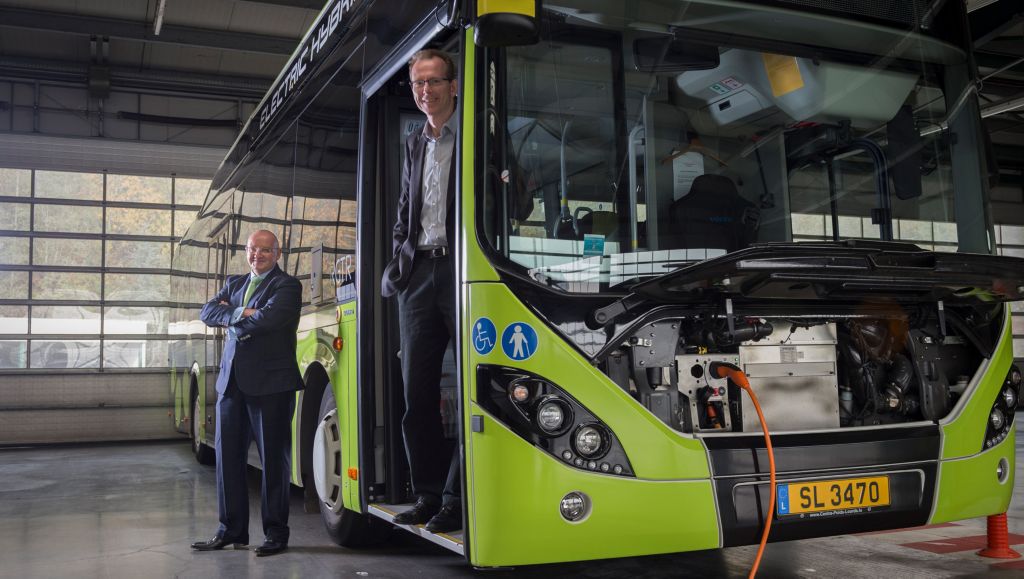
[977,513,1021,559]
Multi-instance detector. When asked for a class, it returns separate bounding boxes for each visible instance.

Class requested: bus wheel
[191,391,215,466]
[313,386,386,547]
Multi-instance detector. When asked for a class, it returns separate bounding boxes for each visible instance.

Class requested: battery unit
[738,322,840,432]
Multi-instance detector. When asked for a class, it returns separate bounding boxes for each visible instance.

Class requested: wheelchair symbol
[473,317,496,355]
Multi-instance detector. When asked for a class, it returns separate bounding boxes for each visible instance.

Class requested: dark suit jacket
[381,128,457,297]
[200,264,304,396]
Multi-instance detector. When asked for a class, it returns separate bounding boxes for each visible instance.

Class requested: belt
[416,246,449,259]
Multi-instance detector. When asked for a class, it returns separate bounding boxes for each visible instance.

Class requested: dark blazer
[200,264,304,396]
[381,128,457,297]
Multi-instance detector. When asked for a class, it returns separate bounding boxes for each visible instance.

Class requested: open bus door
[350,2,542,559]
[357,31,468,554]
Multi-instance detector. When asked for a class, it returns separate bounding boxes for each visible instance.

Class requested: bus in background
[170,0,1024,568]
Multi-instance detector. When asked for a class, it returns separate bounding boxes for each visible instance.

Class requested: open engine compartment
[600,307,993,434]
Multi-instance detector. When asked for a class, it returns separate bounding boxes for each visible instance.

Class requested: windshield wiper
[588,292,649,329]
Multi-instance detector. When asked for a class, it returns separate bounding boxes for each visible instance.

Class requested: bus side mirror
[473,0,540,47]
[888,106,923,200]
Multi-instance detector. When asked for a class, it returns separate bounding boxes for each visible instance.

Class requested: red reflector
[333,337,343,351]
[347,467,358,480]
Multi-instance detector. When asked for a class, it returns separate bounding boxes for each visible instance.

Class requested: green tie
[243,276,262,306]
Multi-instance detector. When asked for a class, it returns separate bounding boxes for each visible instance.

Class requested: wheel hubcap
[313,408,344,512]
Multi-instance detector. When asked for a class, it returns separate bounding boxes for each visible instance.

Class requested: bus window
[292,81,361,306]
[488,15,978,293]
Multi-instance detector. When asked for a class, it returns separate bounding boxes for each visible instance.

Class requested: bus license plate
[777,476,890,516]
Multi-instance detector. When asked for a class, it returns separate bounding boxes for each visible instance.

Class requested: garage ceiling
[0,0,322,97]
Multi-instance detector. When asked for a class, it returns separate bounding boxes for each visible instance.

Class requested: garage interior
[1,0,1024,577]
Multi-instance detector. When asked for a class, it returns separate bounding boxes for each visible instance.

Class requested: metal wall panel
[0,407,175,444]
[0,372,176,444]
[0,372,168,409]
[0,133,225,178]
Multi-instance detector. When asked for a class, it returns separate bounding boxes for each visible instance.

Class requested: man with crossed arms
[192,229,303,557]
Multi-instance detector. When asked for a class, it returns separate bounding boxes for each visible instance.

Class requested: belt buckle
[430,246,447,258]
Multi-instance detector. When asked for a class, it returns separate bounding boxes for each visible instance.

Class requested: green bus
[170,0,1024,568]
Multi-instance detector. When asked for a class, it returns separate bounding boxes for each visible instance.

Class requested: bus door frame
[355,17,467,544]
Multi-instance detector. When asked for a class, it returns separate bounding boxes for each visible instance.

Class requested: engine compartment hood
[630,241,1024,304]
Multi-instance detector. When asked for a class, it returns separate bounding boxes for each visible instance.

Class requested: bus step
[368,503,465,555]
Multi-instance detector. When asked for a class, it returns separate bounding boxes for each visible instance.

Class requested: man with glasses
[381,48,462,533]
[192,229,303,557]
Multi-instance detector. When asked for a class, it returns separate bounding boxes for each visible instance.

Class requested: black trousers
[397,254,461,506]
[214,370,296,544]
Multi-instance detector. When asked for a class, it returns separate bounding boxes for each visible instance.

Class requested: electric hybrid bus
[170,0,1024,567]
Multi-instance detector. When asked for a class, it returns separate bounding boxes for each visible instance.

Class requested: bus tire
[313,386,387,547]
[191,388,215,466]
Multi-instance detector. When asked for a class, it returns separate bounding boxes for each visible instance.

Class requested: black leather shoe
[424,502,462,533]
[190,535,247,551]
[254,540,288,557]
[393,496,440,525]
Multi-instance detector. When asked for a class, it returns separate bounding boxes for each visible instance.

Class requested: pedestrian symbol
[472,317,496,355]
[501,322,538,361]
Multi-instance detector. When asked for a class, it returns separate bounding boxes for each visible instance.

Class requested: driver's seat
[666,174,758,252]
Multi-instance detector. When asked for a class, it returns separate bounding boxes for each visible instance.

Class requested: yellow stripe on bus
[478,0,535,17]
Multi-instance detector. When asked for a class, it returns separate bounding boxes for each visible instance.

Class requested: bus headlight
[990,408,1006,431]
[573,424,609,459]
[1004,387,1017,410]
[510,382,532,403]
[559,491,590,522]
[997,458,1010,484]
[983,365,1019,450]
[535,397,572,435]
[478,365,635,477]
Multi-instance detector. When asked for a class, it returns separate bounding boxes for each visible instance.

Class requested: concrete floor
[1,440,1022,579]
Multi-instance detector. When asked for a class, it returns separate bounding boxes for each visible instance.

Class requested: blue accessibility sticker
[501,322,538,361]
[472,317,497,355]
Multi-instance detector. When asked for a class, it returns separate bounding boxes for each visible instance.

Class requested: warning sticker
[721,76,743,90]
[709,82,730,95]
[780,345,798,364]
[762,53,804,97]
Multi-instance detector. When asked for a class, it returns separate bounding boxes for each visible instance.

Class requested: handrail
[627,123,645,251]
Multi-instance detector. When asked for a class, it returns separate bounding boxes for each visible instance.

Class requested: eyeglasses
[410,78,451,89]
[246,246,276,255]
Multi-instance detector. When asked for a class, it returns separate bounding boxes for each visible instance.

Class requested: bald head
[246,230,281,275]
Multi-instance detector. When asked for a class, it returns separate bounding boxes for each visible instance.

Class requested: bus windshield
[483,0,988,294]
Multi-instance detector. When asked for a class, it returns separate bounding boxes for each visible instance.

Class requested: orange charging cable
[709,362,776,579]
